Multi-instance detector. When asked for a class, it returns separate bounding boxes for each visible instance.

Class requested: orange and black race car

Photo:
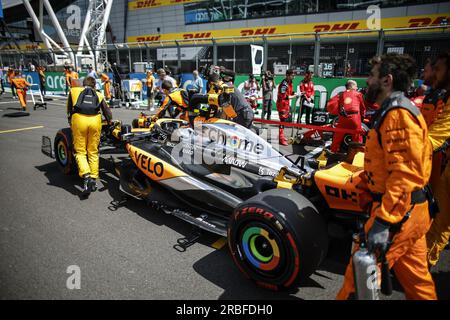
[41,90,368,291]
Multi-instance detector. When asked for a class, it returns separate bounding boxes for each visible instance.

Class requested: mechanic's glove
[367,219,390,254]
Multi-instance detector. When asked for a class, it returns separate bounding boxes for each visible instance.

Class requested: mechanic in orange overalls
[153,80,190,122]
[426,52,450,268]
[327,80,366,153]
[336,53,437,300]
[7,67,17,99]
[100,73,111,101]
[276,69,297,146]
[65,67,79,93]
[11,72,31,111]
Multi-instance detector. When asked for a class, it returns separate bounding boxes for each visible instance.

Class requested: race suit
[154,88,190,122]
[67,87,112,179]
[11,78,31,109]
[277,79,294,144]
[328,90,366,152]
[337,91,437,300]
[299,80,315,124]
[100,73,111,100]
[426,92,450,267]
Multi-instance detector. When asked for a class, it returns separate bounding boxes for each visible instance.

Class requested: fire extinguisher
[352,220,393,300]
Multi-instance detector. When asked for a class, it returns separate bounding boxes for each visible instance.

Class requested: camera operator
[261,71,274,120]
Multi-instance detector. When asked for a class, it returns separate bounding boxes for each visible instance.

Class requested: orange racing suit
[154,88,190,122]
[100,73,111,100]
[336,91,437,300]
[11,77,31,109]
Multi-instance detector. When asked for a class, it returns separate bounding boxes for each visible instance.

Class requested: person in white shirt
[243,74,260,112]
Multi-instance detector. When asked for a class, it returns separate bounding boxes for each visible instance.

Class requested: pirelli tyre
[228,189,328,290]
[54,128,77,175]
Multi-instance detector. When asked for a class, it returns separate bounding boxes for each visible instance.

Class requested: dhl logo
[136,35,161,42]
[240,28,276,37]
[408,16,450,28]
[182,32,211,39]
[135,0,161,8]
[130,0,199,10]
[313,23,359,33]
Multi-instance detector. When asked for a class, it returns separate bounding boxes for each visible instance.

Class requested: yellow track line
[211,237,227,250]
[0,126,44,134]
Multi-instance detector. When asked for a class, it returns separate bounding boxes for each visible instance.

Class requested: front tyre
[228,189,328,290]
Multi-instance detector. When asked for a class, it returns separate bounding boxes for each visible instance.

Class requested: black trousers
[40,80,46,96]
[11,83,17,97]
[262,99,272,120]
[299,97,313,124]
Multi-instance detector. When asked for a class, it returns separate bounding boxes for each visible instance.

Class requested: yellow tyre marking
[211,237,227,250]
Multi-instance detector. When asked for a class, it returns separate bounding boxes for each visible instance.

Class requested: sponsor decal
[325,185,358,203]
[258,167,278,177]
[129,0,200,10]
[223,156,248,169]
[182,32,211,40]
[313,23,359,33]
[134,150,165,178]
[128,14,450,43]
[203,126,264,155]
[240,28,276,37]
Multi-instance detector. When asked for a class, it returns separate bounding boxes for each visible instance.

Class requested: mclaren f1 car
[41,90,368,291]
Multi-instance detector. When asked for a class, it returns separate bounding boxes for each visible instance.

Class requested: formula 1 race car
[41,95,367,291]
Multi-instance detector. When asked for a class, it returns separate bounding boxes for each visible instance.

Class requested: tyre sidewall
[54,128,76,175]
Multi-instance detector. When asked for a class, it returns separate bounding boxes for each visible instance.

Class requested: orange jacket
[65,71,78,85]
[100,73,110,83]
[11,78,31,90]
[364,94,432,225]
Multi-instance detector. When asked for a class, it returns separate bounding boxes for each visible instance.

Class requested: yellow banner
[128,13,450,43]
[129,0,201,10]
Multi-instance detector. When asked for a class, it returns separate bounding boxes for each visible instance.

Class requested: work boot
[81,174,92,196]
[88,178,98,193]
[279,128,288,146]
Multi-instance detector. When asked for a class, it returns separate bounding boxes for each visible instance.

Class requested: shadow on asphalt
[35,157,357,299]
[192,249,303,300]
[35,162,86,200]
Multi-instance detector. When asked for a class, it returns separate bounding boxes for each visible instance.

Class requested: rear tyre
[54,128,77,175]
[228,189,328,290]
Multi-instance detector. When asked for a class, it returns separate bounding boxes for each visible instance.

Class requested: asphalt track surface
[0,92,449,300]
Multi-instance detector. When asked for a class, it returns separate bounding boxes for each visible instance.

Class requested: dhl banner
[128,13,450,43]
[129,0,201,10]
